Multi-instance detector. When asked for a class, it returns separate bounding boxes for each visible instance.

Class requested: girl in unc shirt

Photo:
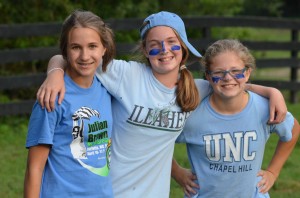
[24,10,115,198]
[172,39,300,198]
[36,12,287,198]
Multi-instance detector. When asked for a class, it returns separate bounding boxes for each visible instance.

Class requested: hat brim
[181,38,201,58]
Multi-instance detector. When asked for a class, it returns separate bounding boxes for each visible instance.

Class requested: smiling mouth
[159,56,173,62]
[78,62,94,67]
[221,84,236,88]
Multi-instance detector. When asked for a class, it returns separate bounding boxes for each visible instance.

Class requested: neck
[153,70,179,88]
[210,91,249,115]
[66,69,93,88]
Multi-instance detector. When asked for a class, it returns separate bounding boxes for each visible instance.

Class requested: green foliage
[0,0,74,23]
[0,0,287,24]
[242,0,284,17]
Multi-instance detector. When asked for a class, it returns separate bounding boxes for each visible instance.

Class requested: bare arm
[37,55,66,112]
[171,158,199,197]
[246,84,287,124]
[256,118,300,194]
[24,145,50,198]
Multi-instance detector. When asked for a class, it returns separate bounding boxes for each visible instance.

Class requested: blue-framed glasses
[207,67,248,83]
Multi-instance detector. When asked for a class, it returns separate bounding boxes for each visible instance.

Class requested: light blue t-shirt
[26,74,113,198]
[177,91,294,198]
[96,60,211,198]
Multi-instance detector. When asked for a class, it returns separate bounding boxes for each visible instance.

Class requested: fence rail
[1,16,299,116]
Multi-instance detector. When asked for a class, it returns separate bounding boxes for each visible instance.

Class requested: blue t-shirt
[176,91,294,198]
[26,74,113,198]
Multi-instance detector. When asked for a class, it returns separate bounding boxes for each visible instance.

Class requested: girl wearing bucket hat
[36,11,287,197]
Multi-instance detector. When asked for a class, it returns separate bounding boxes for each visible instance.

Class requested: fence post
[290,29,298,103]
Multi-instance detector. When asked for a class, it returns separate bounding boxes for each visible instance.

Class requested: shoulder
[109,59,146,70]
[248,91,269,105]
[101,59,149,77]
[194,79,212,100]
[247,91,270,122]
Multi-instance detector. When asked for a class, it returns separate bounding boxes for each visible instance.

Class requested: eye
[211,71,224,77]
[89,44,98,49]
[168,38,179,45]
[149,44,160,49]
[148,41,160,48]
[231,69,243,74]
[71,45,80,50]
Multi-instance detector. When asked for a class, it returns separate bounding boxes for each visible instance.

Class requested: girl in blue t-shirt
[24,10,115,198]
[172,39,300,198]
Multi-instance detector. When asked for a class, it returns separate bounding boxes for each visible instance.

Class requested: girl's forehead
[210,52,244,67]
[146,26,177,40]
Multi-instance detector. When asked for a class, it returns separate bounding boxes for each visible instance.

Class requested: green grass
[0,116,29,198]
[1,102,300,198]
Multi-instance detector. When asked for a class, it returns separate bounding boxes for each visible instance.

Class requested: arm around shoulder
[246,84,287,124]
[37,55,67,112]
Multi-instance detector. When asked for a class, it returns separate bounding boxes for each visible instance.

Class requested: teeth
[79,63,92,66]
[160,57,172,62]
[222,84,235,88]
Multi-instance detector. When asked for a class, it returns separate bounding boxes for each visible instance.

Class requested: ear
[244,68,252,82]
[143,47,149,58]
[102,48,107,57]
[205,72,211,82]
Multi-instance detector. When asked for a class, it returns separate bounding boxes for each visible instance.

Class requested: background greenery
[1,0,300,197]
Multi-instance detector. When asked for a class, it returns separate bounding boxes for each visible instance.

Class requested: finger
[37,88,45,109]
[268,107,275,123]
[189,181,200,189]
[185,184,197,195]
[256,176,265,188]
[274,111,285,123]
[184,189,191,198]
[259,184,266,193]
[259,182,271,194]
[191,174,197,180]
[58,86,66,105]
[257,170,263,177]
[44,91,52,112]
[49,91,58,112]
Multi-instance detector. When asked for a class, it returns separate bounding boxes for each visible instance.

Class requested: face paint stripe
[234,73,245,79]
[212,76,222,83]
[161,41,166,52]
[148,41,181,56]
[171,45,180,51]
[149,49,161,56]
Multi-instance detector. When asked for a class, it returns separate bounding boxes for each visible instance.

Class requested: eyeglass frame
[207,67,249,78]
[206,67,249,83]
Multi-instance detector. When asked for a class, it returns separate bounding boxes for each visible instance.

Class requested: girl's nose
[80,48,89,60]
[161,41,166,53]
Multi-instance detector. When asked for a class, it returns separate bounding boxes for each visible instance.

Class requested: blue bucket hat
[140,11,201,58]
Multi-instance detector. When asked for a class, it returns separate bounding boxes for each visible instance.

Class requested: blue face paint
[161,41,166,52]
[148,41,181,56]
[212,76,222,83]
[171,45,181,51]
[149,48,161,56]
[234,73,245,79]
[211,73,245,83]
